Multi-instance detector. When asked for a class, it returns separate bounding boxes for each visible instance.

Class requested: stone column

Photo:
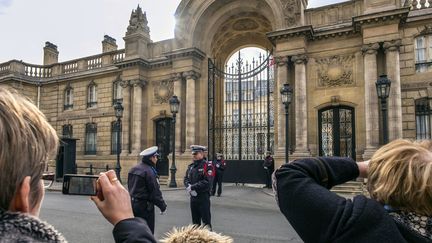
[120,80,130,155]
[130,79,146,155]
[172,73,183,152]
[291,54,310,157]
[275,56,289,153]
[361,43,380,159]
[384,39,403,141]
[184,71,200,151]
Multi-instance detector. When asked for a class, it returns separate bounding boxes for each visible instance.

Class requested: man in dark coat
[128,146,167,234]
[273,152,432,243]
[211,153,226,197]
[262,151,274,188]
[184,145,214,229]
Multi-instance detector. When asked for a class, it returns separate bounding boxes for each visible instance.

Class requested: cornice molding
[353,7,410,31]
[164,47,206,61]
[267,25,314,45]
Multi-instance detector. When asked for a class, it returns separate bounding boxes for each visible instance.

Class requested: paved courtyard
[40,184,302,242]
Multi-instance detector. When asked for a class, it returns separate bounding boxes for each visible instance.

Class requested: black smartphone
[62,174,99,196]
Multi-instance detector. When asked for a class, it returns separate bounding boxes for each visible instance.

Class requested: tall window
[111,121,122,154]
[113,79,123,104]
[415,35,432,73]
[64,83,73,110]
[87,81,97,108]
[62,124,73,138]
[85,123,97,155]
[415,98,431,139]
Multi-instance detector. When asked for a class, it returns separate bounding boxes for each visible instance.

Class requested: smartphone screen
[62,174,98,196]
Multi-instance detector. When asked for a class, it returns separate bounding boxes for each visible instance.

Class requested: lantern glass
[169,95,180,114]
[113,101,124,119]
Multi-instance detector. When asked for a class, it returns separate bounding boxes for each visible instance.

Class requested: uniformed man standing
[128,146,167,234]
[211,153,226,197]
[184,145,214,229]
[263,151,275,189]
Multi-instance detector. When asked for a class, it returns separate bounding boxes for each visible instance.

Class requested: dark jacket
[213,159,226,171]
[263,155,274,171]
[273,157,432,243]
[0,209,66,242]
[184,159,212,196]
[113,217,156,243]
[128,161,166,211]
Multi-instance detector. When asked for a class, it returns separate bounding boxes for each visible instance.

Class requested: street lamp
[113,101,124,182]
[376,74,391,144]
[169,95,180,187]
[280,83,293,163]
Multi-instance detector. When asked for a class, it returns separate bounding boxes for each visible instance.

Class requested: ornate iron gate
[318,106,356,159]
[208,52,275,183]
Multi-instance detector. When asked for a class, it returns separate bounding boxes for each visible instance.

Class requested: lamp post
[376,75,391,144]
[113,101,124,182]
[169,95,180,188]
[280,83,293,163]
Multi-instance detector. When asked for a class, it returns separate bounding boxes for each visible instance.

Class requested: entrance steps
[159,176,169,186]
[331,180,366,198]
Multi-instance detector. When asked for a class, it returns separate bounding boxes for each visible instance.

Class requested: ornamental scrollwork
[153,79,174,104]
[316,55,354,87]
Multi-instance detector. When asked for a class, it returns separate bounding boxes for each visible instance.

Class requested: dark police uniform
[128,146,166,234]
[211,153,226,197]
[184,145,214,229]
[263,152,275,188]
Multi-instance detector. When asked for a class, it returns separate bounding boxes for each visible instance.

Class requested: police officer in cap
[184,145,214,229]
[211,153,226,197]
[128,146,167,234]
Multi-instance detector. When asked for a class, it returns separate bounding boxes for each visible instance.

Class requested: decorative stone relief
[316,55,354,87]
[232,19,259,31]
[119,80,130,88]
[420,24,432,35]
[126,5,150,35]
[281,0,301,27]
[153,79,174,104]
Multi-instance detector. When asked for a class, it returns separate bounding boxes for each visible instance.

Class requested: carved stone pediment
[153,79,174,104]
[316,55,354,87]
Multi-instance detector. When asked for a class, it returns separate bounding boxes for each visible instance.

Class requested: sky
[0,0,345,64]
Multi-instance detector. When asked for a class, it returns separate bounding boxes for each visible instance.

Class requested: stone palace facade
[0,0,431,184]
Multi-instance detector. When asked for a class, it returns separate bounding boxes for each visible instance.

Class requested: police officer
[184,145,214,229]
[211,153,226,197]
[128,146,167,234]
[263,151,275,189]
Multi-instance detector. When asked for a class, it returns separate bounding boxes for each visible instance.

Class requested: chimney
[102,35,118,53]
[43,41,59,65]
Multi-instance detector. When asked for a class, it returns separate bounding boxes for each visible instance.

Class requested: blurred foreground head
[368,139,432,216]
[0,87,59,213]
[161,225,233,243]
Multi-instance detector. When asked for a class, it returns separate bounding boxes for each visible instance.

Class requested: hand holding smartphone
[62,174,99,196]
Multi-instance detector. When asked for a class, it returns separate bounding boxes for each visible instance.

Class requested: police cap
[139,146,159,157]
[216,153,223,157]
[191,145,206,154]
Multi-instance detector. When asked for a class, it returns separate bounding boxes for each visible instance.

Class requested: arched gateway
[0,0,426,185]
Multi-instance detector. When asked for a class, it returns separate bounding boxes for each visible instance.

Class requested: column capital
[130,79,147,88]
[361,43,380,55]
[275,56,289,66]
[383,39,402,53]
[119,80,130,88]
[183,70,201,80]
[171,72,183,81]
[291,54,308,64]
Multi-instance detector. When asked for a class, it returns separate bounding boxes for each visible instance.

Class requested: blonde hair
[0,87,59,210]
[368,139,432,216]
[160,225,233,243]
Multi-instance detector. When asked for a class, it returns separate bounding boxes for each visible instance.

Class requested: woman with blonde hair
[273,139,432,243]
[0,87,156,242]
